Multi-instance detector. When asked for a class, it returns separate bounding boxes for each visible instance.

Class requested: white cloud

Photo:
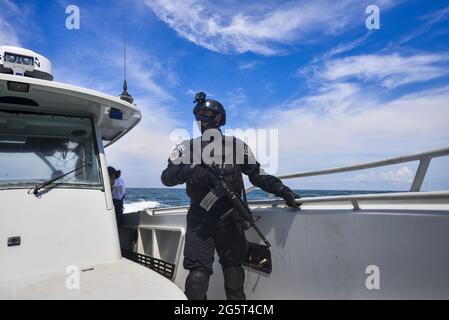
[399,5,449,45]
[268,49,449,189]
[145,0,398,55]
[105,99,181,187]
[54,44,175,104]
[0,0,22,46]
[102,49,181,187]
[253,81,449,189]
[314,53,449,89]
[421,5,449,25]
[226,87,247,110]
[238,60,261,71]
[123,48,176,103]
[348,167,414,184]
[0,17,20,46]
[295,82,361,114]
[322,31,373,59]
[1,0,20,13]
[84,49,179,187]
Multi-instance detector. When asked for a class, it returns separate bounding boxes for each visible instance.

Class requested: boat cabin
[0,46,184,299]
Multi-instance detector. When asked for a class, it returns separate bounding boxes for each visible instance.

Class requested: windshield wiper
[31,162,92,195]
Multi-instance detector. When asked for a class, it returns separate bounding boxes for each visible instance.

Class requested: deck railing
[249,190,449,210]
[148,147,449,214]
[148,189,449,214]
[246,147,449,193]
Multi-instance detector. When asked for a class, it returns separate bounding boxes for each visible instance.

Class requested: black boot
[185,270,210,300]
[223,266,246,300]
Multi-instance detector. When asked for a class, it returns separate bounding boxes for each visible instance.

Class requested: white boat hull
[120,196,449,299]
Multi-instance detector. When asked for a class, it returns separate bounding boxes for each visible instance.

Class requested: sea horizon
[123,187,400,213]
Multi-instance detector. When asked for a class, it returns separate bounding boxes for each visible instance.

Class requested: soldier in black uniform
[161,92,300,300]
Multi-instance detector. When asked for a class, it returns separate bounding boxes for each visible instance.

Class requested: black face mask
[195,113,219,133]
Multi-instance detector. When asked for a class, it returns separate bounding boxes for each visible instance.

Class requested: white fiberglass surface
[0,110,101,190]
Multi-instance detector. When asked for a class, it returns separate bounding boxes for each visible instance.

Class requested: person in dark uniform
[161,92,300,300]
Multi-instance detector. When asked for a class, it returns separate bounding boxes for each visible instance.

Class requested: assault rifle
[199,164,271,248]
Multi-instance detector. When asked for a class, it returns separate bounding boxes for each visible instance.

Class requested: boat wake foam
[124,200,161,213]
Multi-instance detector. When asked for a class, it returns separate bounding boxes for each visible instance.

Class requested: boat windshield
[0,110,102,190]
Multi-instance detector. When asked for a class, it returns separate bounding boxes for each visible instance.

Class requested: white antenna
[119,0,133,104]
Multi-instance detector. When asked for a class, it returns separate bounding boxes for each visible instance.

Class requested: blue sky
[1,0,449,190]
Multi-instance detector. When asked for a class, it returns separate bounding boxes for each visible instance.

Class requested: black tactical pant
[183,203,248,299]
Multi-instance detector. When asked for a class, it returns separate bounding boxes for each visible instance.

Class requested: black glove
[187,165,211,188]
[278,186,301,208]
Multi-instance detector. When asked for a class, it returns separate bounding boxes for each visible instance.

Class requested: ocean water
[123,188,395,213]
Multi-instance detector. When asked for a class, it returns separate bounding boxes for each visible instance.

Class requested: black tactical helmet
[193,92,226,126]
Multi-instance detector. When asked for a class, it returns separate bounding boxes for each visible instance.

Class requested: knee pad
[185,270,210,300]
[223,266,246,300]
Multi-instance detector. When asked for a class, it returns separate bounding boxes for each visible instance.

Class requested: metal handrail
[248,190,449,206]
[147,147,449,215]
[148,190,449,214]
[246,146,449,193]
